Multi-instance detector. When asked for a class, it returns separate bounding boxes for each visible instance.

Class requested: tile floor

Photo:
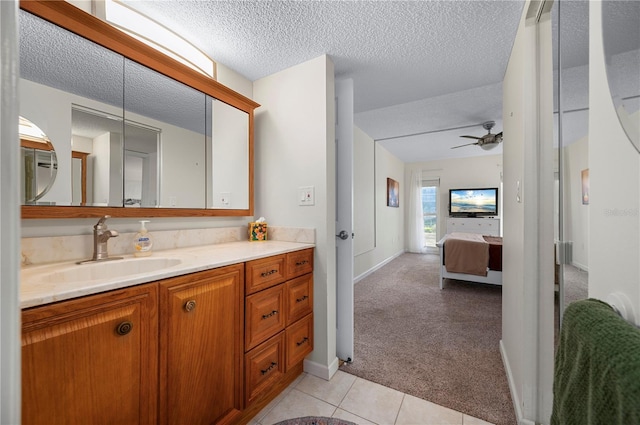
[248,370,494,425]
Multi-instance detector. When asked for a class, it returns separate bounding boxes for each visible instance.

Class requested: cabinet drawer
[246,255,286,295]
[286,249,314,279]
[286,274,313,326]
[245,332,285,406]
[286,313,313,370]
[245,285,285,351]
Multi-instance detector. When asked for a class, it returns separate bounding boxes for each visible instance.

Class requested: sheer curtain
[406,168,425,253]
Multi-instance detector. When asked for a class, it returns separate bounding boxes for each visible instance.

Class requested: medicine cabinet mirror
[602,0,640,152]
[19,1,258,218]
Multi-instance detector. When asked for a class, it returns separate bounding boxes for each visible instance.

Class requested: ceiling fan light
[481,142,498,151]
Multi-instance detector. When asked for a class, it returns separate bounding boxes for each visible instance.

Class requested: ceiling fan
[451,121,503,150]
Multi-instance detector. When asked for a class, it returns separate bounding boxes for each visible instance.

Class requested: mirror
[19,2,258,218]
[208,97,250,209]
[124,58,207,208]
[20,116,58,204]
[20,9,125,207]
[602,0,640,151]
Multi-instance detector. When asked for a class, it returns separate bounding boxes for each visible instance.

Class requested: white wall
[354,143,405,279]
[353,126,375,257]
[562,136,589,270]
[253,55,338,375]
[589,2,640,322]
[406,154,503,242]
[501,1,556,423]
[216,62,253,100]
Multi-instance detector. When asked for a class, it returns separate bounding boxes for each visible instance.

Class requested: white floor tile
[338,378,404,425]
[251,380,299,424]
[332,408,378,425]
[260,388,337,425]
[247,371,499,425]
[463,415,494,425]
[296,370,357,406]
[395,394,463,425]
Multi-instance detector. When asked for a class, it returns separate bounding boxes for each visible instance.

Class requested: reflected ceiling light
[19,116,50,144]
[98,0,215,78]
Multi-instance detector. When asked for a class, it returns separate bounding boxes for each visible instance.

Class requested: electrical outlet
[220,192,231,206]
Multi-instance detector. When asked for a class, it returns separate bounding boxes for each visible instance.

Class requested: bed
[436,232,503,289]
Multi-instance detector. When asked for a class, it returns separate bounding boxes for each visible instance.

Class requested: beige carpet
[340,253,517,425]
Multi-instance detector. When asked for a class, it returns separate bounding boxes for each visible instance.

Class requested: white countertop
[21,240,314,309]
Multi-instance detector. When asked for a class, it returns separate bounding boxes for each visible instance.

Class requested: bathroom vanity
[20,242,314,425]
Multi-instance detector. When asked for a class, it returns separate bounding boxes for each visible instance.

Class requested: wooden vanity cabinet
[243,249,314,408]
[21,283,158,425]
[21,247,312,425]
[159,264,244,425]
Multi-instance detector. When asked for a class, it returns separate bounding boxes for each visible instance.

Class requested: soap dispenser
[133,220,153,257]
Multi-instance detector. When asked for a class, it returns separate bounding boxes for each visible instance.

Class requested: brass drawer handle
[296,336,309,346]
[296,295,309,303]
[261,361,277,375]
[260,269,278,278]
[184,300,197,312]
[116,321,133,336]
[261,310,278,319]
[295,260,308,266]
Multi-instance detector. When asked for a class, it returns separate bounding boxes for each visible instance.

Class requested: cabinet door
[22,283,158,425]
[159,264,244,425]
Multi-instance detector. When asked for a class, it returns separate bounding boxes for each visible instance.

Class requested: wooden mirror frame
[20,1,259,219]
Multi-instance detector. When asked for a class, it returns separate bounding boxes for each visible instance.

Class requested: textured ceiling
[23,1,601,163]
[121,0,525,162]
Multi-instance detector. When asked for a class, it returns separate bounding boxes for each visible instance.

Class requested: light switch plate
[298,186,315,206]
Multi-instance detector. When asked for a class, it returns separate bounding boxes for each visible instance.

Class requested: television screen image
[449,188,498,217]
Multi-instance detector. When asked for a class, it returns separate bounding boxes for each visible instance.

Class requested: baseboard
[354,250,405,283]
[571,261,588,272]
[500,340,530,425]
[303,356,339,381]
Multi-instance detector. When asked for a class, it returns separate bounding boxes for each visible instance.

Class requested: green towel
[551,298,640,425]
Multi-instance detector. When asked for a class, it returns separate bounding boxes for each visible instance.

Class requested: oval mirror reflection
[602,0,640,151]
[20,116,58,204]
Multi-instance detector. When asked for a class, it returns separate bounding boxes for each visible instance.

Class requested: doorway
[421,179,439,252]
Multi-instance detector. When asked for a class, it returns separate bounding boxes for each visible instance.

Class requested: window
[421,179,439,249]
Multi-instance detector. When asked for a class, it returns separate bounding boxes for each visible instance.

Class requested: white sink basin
[45,257,182,283]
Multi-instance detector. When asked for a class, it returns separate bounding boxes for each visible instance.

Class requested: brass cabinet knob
[184,300,197,312]
[116,321,133,336]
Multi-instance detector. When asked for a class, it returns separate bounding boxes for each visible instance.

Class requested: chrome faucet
[78,215,123,264]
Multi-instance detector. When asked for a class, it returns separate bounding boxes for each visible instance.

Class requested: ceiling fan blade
[451,142,479,149]
[460,135,482,140]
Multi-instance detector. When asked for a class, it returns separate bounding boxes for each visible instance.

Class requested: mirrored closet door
[552,0,590,332]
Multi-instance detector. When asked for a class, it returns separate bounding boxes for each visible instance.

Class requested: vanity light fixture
[97,0,215,78]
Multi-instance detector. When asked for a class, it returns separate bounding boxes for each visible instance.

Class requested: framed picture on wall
[387,178,399,208]
[581,169,589,205]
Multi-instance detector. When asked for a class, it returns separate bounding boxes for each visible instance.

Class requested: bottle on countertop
[133,220,153,257]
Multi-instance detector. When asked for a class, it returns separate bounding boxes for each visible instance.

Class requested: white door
[335,78,354,362]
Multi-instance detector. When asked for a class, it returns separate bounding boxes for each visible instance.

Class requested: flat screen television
[449,187,498,217]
